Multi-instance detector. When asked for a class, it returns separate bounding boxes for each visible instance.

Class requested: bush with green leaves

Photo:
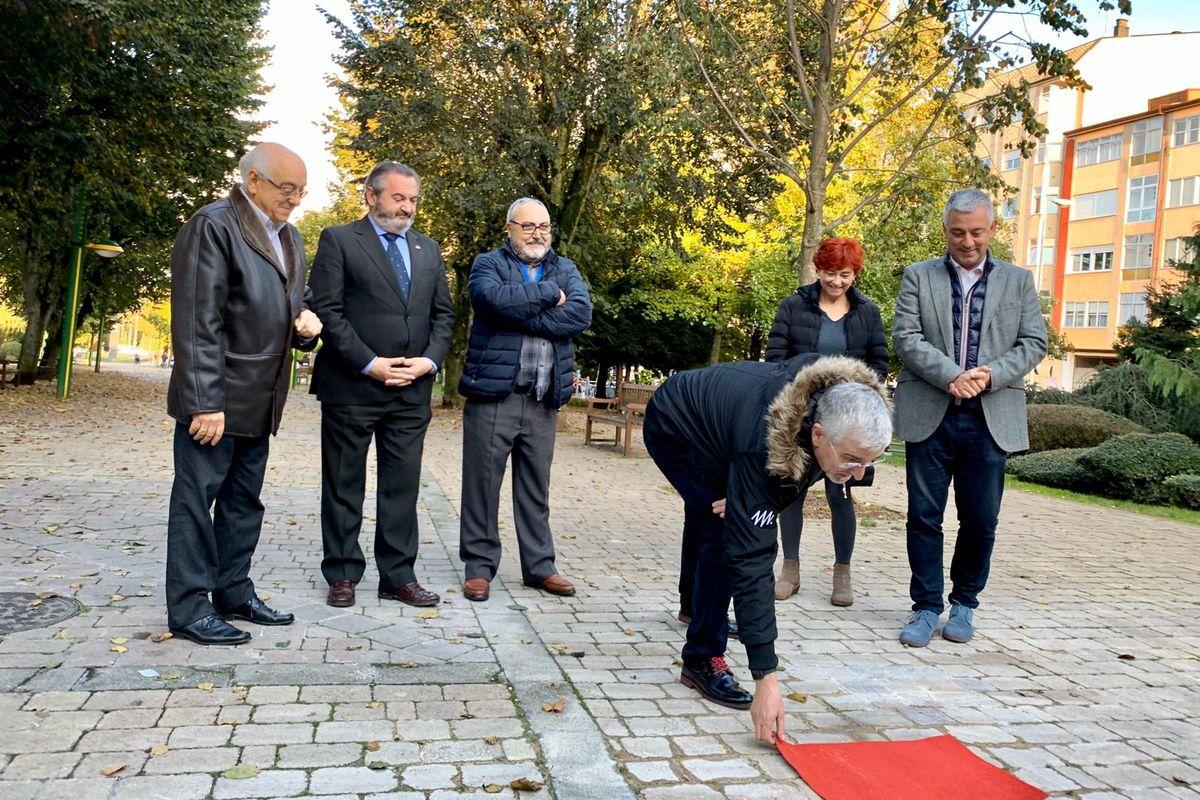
[1077,432,1200,498]
[1005,448,1095,490]
[1024,383,1074,406]
[1158,474,1200,509]
[1026,404,1145,453]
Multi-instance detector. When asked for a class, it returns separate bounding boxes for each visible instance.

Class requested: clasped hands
[293,309,322,338]
[948,365,991,399]
[368,356,434,387]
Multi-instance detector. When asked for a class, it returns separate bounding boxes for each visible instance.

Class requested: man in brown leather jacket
[166,143,321,645]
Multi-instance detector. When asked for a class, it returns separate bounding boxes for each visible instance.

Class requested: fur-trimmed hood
[764,356,890,483]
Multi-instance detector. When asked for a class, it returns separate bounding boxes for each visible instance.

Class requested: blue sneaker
[899,610,940,647]
[942,603,975,643]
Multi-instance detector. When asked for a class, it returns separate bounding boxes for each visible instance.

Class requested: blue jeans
[905,406,1006,614]
[643,407,730,664]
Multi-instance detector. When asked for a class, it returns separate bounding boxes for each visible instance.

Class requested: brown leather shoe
[327,580,356,608]
[523,573,576,597]
[379,581,440,607]
[463,578,490,602]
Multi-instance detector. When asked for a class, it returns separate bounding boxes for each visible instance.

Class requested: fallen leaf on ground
[367,761,389,770]
[110,645,127,654]
[110,637,128,645]
[110,594,126,602]
[99,764,126,776]
[68,582,83,589]
[36,591,56,599]
[366,701,380,709]
[483,785,504,794]
[257,594,271,601]
[150,632,173,643]
[136,591,152,597]
[43,524,60,533]
[53,628,68,639]
[364,741,380,751]
[787,692,808,703]
[222,764,259,780]
[197,682,214,692]
[19,576,36,582]
[484,735,500,745]
[510,778,545,791]
[416,610,439,619]
[148,745,168,756]
[216,717,235,725]
[27,599,43,608]
[1118,653,1136,660]
[542,697,566,713]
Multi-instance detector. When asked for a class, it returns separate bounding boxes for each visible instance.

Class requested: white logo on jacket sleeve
[750,508,777,527]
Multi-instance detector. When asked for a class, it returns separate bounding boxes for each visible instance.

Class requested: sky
[254,0,1200,214]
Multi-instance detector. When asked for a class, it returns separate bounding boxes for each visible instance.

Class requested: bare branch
[784,0,816,115]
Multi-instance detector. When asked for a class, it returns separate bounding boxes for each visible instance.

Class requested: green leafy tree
[0,0,268,384]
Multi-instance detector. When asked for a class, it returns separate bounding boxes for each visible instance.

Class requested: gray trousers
[459,393,558,583]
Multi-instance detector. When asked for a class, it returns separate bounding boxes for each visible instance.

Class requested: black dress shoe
[219,596,294,626]
[171,613,251,646]
[680,656,753,709]
[676,612,740,640]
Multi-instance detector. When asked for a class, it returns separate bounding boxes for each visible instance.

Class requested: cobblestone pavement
[0,366,1197,799]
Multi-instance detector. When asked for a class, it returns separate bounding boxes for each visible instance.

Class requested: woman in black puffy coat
[764,237,888,607]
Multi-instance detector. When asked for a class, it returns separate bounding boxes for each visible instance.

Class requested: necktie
[381,232,411,300]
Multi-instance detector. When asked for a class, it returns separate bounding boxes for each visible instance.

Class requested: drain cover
[0,592,82,635]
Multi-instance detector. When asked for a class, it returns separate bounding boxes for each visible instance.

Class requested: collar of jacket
[799,281,863,310]
[228,184,296,284]
[764,355,890,484]
[502,236,560,272]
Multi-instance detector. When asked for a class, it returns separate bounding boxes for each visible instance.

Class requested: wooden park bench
[584,382,656,457]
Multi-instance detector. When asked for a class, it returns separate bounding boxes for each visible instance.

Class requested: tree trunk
[439,262,473,408]
[40,304,64,371]
[594,356,612,399]
[94,308,107,372]
[748,326,764,361]
[16,226,46,385]
[709,327,723,365]
[794,0,838,286]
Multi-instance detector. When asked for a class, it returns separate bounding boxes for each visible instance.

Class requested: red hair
[813,237,865,276]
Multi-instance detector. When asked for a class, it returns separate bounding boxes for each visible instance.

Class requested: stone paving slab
[1,367,1199,799]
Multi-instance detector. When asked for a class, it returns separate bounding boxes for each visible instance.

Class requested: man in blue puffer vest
[457,198,593,602]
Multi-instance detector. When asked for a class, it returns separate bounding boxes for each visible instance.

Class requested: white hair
[506,197,548,223]
[943,189,995,226]
[239,147,271,184]
[814,383,892,453]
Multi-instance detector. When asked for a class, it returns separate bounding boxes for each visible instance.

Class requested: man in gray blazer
[892,189,1047,647]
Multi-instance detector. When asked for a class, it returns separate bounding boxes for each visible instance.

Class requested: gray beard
[371,209,414,234]
[513,242,548,265]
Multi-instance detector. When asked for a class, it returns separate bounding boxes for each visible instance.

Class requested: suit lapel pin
[414,244,422,250]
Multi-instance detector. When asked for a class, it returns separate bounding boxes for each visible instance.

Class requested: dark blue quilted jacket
[945,254,994,409]
[458,240,593,408]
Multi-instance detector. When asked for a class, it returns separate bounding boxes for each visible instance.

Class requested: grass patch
[883,446,1200,524]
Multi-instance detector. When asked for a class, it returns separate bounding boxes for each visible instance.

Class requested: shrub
[1024,383,1074,405]
[1005,448,1095,490]
[1158,474,1200,509]
[1078,432,1200,498]
[1,340,18,360]
[1026,404,1145,453]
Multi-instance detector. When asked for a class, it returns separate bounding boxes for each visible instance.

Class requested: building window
[1173,114,1200,147]
[1123,234,1153,280]
[1003,149,1021,171]
[1167,175,1200,208]
[1069,246,1114,273]
[1031,187,1060,215]
[1119,292,1148,324]
[981,155,992,170]
[1130,118,1163,165]
[1076,133,1122,167]
[1074,189,1118,219]
[1126,175,1158,223]
[1164,236,1195,266]
[1064,300,1110,328]
[1002,197,1019,219]
[1028,243,1055,266]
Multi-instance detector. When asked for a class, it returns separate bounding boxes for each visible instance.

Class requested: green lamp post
[55,198,123,399]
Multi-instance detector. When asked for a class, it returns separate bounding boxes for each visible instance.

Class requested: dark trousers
[643,409,729,664]
[459,393,558,583]
[905,406,1007,613]
[320,396,431,591]
[779,478,856,565]
[166,423,269,629]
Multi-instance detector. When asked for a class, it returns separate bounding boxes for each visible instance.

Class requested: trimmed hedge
[1156,474,1200,509]
[1077,432,1200,499]
[1005,448,1095,490]
[1026,404,1145,453]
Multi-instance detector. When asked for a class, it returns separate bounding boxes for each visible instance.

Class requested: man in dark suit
[167,142,321,645]
[309,161,454,608]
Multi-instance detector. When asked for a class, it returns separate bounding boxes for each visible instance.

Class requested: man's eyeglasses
[826,438,886,472]
[509,221,553,234]
[260,174,308,200]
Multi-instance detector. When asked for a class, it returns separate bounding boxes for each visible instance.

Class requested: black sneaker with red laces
[680,656,753,709]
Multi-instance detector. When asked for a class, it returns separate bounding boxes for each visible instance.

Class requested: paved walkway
[0,367,1197,800]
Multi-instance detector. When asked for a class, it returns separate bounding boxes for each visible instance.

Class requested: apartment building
[966,20,1200,388]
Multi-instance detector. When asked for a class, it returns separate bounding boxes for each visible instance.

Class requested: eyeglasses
[508,221,553,234]
[825,438,886,472]
[260,174,308,200]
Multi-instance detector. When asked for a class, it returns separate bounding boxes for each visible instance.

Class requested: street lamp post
[54,194,124,398]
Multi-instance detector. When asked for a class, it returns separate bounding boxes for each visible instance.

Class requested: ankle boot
[775,558,800,600]
[830,563,853,607]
